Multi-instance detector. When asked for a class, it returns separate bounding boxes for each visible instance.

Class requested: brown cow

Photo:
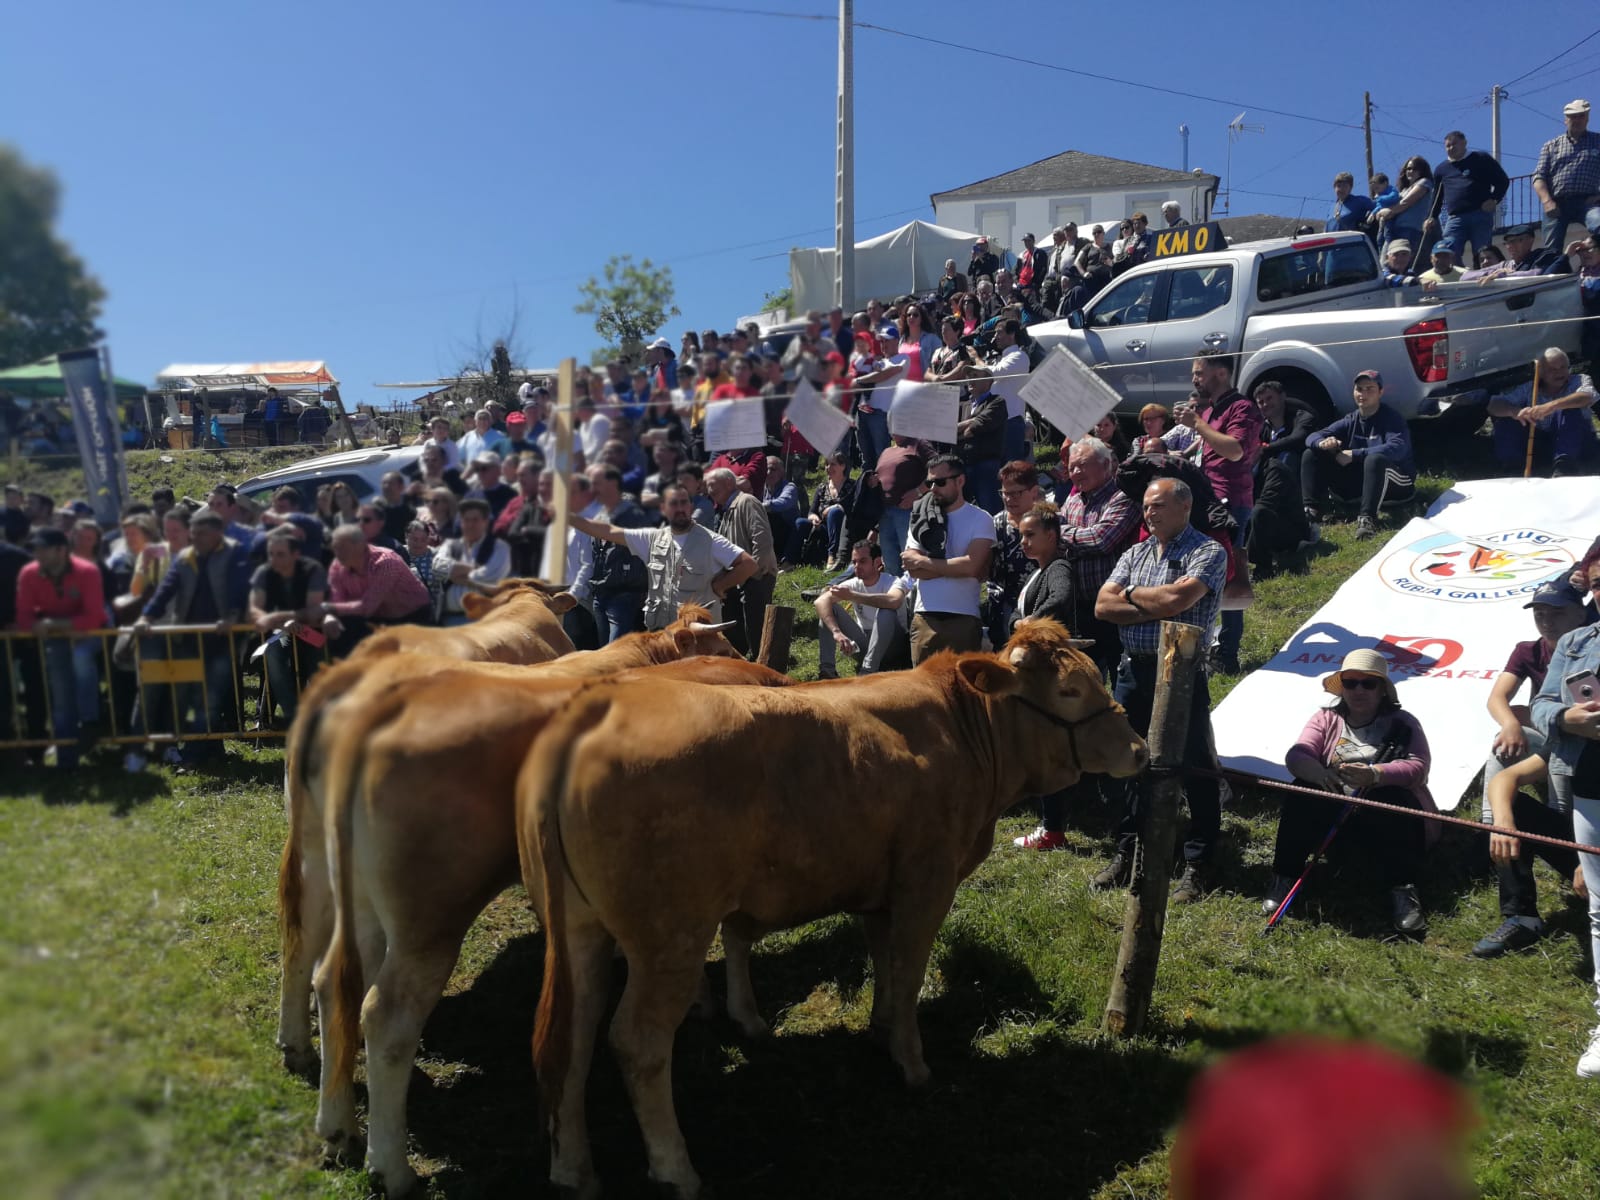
[276,579,581,1072]
[522,620,1149,1199]
[313,655,788,1195]
[277,604,744,1075]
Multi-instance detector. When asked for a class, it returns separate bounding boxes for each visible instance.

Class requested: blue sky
[4,0,1598,405]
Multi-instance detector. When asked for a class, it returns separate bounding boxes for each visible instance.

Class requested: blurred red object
[1171,1037,1476,1200]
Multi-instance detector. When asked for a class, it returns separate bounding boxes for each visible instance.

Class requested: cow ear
[672,626,697,652]
[546,591,578,615]
[958,657,1019,695]
[460,592,488,619]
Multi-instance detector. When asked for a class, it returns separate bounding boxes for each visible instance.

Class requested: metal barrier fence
[0,624,330,753]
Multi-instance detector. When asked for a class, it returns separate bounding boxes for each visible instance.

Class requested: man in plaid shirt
[1533,99,1600,257]
[1093,477,1228,904]
[1060,437,1140,680]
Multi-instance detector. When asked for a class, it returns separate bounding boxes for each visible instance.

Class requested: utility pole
[1491,84,1503,160]
[833,0,855,312]
[1363,91,1374,182]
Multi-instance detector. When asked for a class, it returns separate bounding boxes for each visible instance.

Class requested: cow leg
[860,911,892,1038]
[547,923,615,1200]
[360,941,459,1197]
[277,839,332,1076]
[609,950,711,1199]
[719,917,768,1038]
[884,885,957,1088]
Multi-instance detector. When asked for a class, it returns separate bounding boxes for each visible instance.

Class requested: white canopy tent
[789,219,985,312]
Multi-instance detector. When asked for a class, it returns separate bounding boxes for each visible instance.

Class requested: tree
[574,254,679,366]
[0,145,106,369]
[761,285,793,315]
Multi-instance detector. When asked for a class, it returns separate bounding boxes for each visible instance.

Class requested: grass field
[4,435,1599,1198]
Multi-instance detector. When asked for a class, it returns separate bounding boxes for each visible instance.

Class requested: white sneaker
[122,751,147,774]
[1579,1025,1600,1079]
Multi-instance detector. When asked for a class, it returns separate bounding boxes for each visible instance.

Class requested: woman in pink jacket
[1264,648,1436,934]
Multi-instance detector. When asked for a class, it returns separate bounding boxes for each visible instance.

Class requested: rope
[1183,765,1600,857]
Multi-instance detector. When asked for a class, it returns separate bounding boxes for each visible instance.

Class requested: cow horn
[688,620,738,633]
[1067,637,1096,650]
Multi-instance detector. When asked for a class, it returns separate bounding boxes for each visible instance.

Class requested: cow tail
[320,703,373,1109]
[278,698,322,974]
[529,701,599,1147]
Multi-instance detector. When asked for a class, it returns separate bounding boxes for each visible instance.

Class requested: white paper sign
[703,397,768,452]
[1211,478,1600,809]
[887,380,960,444]
[1020,346,1125,439]
[784,378,852,455]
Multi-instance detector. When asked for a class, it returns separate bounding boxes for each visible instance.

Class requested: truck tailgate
[1430,276,1583,384]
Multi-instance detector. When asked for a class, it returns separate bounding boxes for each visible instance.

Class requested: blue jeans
[1439,209,1494,265]
[40,638,100,767]
[1114,653,1219,864]
[1541,198,1600,256]
[967,458,1004,516]
[1572,792,1600,1020]
[878,505,911,576]
[1216,503,1251,665]
[177,634,238,760]
[1003,414,1026,463]
[593,591,644,645]
[856,408,889,474]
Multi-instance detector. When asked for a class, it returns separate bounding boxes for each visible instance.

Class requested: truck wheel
[1269,372,1335,426]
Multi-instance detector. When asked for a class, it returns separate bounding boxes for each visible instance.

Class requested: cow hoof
[281,1045,318,1080]
[730,1010,770,1039]
[321,1131,365,1168]
[899,1062,932,1089]
[371,1163,422,1197]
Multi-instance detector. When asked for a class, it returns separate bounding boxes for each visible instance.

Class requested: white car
[236,444,425,509]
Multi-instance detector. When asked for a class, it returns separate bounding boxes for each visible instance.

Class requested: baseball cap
[505,411,527,429]
[1430,244,1456,256]
[974,236,988,245]
[1386,239,1413,254]
[879,323,900,339]
[1501,222,1537,239]
[1564,98,1591,116]
[646,336,672,351]
[26,526,68,549]
[68,499,95,516]
[1353,369,1384,387]
[1525,578,1586,608]
[516,381,534,402]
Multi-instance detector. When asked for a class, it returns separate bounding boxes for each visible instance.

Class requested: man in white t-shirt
[813,539,910,678]
[901,453,995,662]
[570,483,755,627]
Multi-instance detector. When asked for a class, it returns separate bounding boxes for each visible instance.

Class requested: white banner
[887,380,960,444]
[1019,346,1123,439]
[1212,478,1600,808]
[784,378,851,456]
[703,397,767,453]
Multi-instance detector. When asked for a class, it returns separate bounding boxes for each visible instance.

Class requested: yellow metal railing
[0,624,329,751]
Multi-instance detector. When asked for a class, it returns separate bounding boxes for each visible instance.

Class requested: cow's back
[548,676,991,931]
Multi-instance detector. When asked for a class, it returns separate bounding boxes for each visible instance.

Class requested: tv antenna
[1220,111,1265,216]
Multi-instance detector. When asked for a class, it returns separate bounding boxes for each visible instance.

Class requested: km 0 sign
[1151,221,1228,259]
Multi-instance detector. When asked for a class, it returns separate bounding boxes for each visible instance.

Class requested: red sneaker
[1013,826,1066,851]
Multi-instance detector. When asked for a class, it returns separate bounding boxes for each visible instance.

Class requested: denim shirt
[1531,622,1600,790]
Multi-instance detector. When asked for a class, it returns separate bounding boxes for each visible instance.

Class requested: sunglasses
[1340,675,1382,691]
[927,475,960,486]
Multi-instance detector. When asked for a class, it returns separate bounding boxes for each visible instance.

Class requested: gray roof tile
[931,150,1218,201]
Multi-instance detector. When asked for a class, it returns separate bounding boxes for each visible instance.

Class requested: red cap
[506,411,527,428]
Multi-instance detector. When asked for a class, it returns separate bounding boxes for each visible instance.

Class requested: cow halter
[1012,693,1122,766]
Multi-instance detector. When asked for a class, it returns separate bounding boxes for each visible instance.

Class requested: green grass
[4,426,1599,1197]
[1,446,318,513]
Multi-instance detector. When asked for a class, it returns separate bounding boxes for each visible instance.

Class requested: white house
[930,150,1220,254]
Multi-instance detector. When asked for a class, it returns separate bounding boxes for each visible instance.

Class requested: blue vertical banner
[57,347,127,526]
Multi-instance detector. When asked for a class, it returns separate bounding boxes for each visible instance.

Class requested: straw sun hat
[1320,648,1398,705]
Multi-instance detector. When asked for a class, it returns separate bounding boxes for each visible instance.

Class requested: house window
[1127,192,1173,220]
[1049,198,1091,231]
[974,203,1014,260]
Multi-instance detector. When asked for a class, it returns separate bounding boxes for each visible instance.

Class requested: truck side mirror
[1067,310,1084,330]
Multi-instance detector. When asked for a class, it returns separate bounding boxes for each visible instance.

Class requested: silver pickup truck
[1027,229,1583,422]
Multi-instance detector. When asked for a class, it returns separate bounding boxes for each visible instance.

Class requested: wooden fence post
[756,605,794,672]
[541,359,576,587]
[1103,619,1203,1038]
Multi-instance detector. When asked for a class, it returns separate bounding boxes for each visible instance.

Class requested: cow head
[963,618,1147,789]
[463,579,579,620]
[666,604,742,659]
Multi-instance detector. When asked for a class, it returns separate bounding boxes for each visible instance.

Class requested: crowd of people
[2,95,1598,1083]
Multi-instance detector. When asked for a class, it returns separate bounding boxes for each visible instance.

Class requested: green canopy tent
[0,356,147,403]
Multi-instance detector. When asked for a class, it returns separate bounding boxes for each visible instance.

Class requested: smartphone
[1566,669,1600,704]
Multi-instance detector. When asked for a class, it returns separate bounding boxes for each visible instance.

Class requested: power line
[1515,63,1600,100]
[615,0,829,19]
[1501,25,1600,89]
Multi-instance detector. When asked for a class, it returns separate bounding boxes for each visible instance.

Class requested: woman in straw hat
[1265,648,1437,933]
